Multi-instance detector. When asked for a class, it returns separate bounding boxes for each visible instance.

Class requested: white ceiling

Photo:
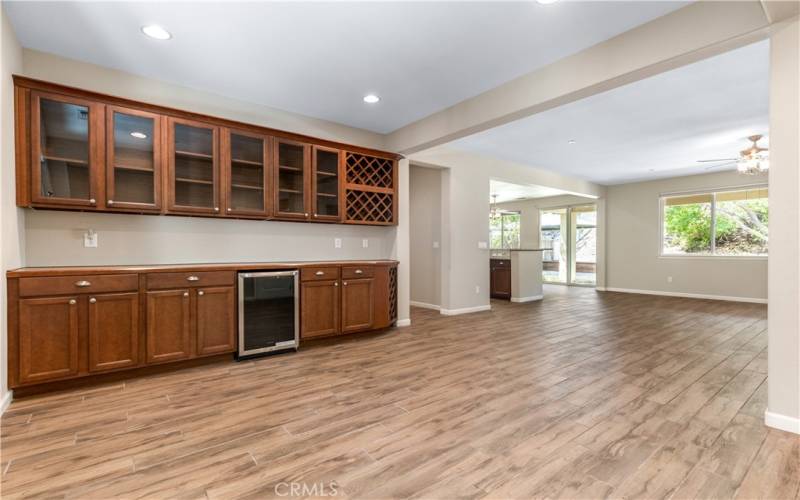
[490,180,570,203]
[4,1,688,134]
[451,40,770,185]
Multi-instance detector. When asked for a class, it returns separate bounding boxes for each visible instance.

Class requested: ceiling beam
[386,1,773,155]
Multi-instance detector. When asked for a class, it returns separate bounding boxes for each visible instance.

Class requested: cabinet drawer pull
[89,297,97,304]
[89,198,96,204]
[354,269,363,274]
[214,207,220,212]
[334,282,339,287]
[343,281,348,286]
[183,292,189,297]
[186,276,200,282]
[75,280,91,287]
[198,290,204,296]
[315,271,325,276]
[69,299,76,305]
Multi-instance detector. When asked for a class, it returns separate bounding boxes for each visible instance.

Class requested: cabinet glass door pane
[315,149,339,217]
[112,112,155,205]
[39,98,91,200]
[277,142,306,214]
[230,134,264,212]
[174,123,214,208]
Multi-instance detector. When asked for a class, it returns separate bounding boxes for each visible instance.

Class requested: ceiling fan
[699,135,769,175]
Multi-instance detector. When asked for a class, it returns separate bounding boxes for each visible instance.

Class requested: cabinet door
[490,264,511,299]
[223,129,270,217]
[106,106,162,211]
[196,286,236,356]
[30,91,103,208]
[18,296,80,384]
[301,280,339,338]
[146,289,192,363]
[312,146,342,222]
[341,278,374,333]
[88,292,139,372]
[274,139,310,220]
[167,117,220,215]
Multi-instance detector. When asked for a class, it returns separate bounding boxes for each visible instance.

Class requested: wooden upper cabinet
[106,106,162,211]
[30,91,103,208]
[18,295,80,384]
[88,292,140,372]
[341,278,374,333]
[222,129,270,218]
[166,117,220,215]
[312,146,342,222]
[274,139,310,220]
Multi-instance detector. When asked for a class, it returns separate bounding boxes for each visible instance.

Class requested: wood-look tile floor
[2,286,799,499]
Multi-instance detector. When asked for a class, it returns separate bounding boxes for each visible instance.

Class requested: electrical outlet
[475,285,480,294]
[667,276,673,283]
[83,229,98,248]
[362,238,369,248]
[334,238,342,249]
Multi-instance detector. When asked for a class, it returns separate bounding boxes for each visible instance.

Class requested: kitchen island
[490,249,546,302]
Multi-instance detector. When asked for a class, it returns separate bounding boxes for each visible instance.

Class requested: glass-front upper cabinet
[106,106,162,211]
[274,139,310,220]
[167,117,219,214]
[312,146,341,222]
[224,130,270,217]
[31,92,102,207]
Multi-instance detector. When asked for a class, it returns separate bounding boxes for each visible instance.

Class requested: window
[490,211,520,249]
[661,187,768,256]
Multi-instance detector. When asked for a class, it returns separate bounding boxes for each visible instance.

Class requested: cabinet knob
[313,213,318,218]
[334,282,339,287]
[183,292,189,297]
[186,276,200,282]
[89,198,96,204]
[69,299,76,305]
[198,290,204,296]
[107,200,114,205]
[214,207,220,212]
[315,271,325,276]
[75,280,91,287]
[89,297,96,304]
[343,281,348,286]
[354,269,363,274]
[227,208,232,212]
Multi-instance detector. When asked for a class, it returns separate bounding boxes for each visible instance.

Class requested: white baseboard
[595,286,607,291]
[440,304,491,316]
[511,295,543,303]
[0,390,13,416]
[410,301,441,311]
[602,287,767,304]
[765,409,800,435]
[395,318,411,327]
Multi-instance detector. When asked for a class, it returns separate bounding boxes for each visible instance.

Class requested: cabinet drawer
[301,266,341,282]
[342,266,375,279]
[147,271,234,290]
[19,274,138,297]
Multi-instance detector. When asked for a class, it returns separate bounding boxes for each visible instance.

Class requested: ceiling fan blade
[704,161,736,170]
[697,158,737,163]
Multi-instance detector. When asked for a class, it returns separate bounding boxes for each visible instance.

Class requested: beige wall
[409,165,442,307]
[17,50,401,268]
[767,17,799,432]
[606,170,768,301]
[1,11,24,410]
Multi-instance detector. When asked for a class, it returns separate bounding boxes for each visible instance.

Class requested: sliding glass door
[540,204,597,286]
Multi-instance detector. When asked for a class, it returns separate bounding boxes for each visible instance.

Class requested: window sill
[658,254,767,261]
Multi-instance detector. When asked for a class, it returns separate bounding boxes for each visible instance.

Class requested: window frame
[490,210,521,250]
[658,184,768,260]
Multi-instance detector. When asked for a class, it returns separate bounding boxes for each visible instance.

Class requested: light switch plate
[433,241,440,249]
[84,230,98,248]
[334,238,342,249]
[362,239,369,248]
[477,241,488,249]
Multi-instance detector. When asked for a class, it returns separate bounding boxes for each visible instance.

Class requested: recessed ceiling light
[363,94,380,104]
[536,0,559,4]
[568,139,577,145]
[130,131,147,139]
[141,25,172,40]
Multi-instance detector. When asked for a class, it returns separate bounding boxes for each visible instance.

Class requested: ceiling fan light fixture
[736,135,769,175]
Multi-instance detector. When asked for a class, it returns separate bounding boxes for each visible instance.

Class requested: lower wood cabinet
[88,292,139,372]
[18,296,80,384]
[301,280,340,339]
[146,289,192,364]
[7,261,397,391]
[490,259,511,300]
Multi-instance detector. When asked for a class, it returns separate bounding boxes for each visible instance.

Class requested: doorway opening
[540,204,597,286]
